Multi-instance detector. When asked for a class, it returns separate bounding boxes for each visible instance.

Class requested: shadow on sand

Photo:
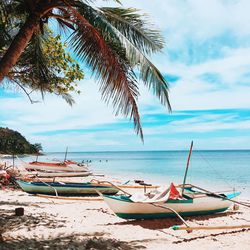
[0,235,144,250]
[107,211,241,230]
[0,208,65,237]
[0,208,145,249]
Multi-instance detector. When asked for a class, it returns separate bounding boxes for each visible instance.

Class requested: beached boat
[101,184,241,219]
[25,170,92,178]
[101,142,241,220]
[24,161,89,172]
[15,179,119,196]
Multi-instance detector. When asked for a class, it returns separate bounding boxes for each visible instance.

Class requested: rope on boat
[193,147,235,190]
[145,202,190,229]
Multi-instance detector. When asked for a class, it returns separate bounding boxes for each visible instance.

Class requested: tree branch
[12,80,40,104]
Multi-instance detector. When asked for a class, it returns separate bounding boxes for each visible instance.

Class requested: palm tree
[0,0,171,140]
[31,143,43,153]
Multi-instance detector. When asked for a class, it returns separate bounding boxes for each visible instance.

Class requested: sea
[22,150,250,198]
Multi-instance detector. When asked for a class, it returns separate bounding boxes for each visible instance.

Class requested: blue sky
[1,0,250,151]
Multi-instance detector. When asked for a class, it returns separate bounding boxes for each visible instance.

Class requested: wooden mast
[181,141,193,195]
[64,146,68,162]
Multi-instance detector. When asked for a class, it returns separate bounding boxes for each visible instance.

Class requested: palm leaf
[75,3,171,110]
[59,92,75,106]
[100,7,171,109]
[0,1,14,50]
[66,5,143,139]
[22,32,52,95]
[101,7,164,54]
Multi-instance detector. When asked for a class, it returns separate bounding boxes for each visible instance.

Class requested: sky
[1,0,250,152]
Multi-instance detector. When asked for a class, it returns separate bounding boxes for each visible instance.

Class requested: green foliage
[0,3,84,105]
[5,30,84,105]
[0,127,41,154]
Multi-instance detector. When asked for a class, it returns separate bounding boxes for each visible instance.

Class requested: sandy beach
[1,186,250,250]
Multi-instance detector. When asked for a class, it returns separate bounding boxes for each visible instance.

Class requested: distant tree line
[0,127,42,154]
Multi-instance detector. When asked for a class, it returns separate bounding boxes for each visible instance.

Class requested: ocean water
[24,150,250,198]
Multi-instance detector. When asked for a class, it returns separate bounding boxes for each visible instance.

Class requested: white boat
[101,184,240,219]
[25,170,92,178]
[101,142,241,220]
[23,161,89,172]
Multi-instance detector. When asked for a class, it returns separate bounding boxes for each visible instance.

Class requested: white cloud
[1,0,250,151]
[121,0,250,45]
[170,118,250,133]
[0,78,119,134]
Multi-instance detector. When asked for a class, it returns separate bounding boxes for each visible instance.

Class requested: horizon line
[44,149,250,154]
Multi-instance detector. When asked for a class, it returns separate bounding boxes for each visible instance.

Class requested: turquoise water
[26,150,250,198]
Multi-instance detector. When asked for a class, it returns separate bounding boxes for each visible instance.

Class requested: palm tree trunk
[0,14,39,82]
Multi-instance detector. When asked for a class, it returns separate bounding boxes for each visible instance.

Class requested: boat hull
[16,180,118,196]
[25,164,89,172]
[26,171,92,178]
[103,193,239,219]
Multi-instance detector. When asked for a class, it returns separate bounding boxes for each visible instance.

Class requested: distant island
[0,127,42,155]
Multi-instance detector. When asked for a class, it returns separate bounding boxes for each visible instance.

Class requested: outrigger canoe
[16,179,119,196]
[101,184,241,219]
[26,161,89,172]
[101,142,241,220]
[25,170,92,178]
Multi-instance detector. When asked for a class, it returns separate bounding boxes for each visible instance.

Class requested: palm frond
[10,30,61,101]
[75,3,171,111]
[53,7,75,35]
[67,6,143,139]
[22,31,52,95]
[101,7,164,54]
[98,7,171,110]
[60,92,75,106]
[0,1,14,50]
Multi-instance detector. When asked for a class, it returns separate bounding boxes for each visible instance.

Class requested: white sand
[1,188,250,249]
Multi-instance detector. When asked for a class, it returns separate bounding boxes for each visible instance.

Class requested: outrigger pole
[181,141,193,196]
[190,184,250,209]
[172,224,250,231]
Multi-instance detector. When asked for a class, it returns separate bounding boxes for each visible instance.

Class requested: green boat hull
[16,180,118,196]
[116,207,228,219]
